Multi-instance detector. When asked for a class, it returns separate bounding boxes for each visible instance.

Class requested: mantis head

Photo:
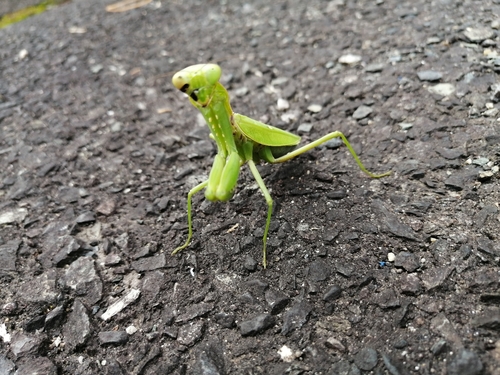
[172,64,221,106]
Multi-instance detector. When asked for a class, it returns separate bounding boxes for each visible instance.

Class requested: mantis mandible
[171,64,390,268]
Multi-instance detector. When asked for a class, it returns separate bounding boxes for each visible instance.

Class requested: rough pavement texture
[1,0,500,374]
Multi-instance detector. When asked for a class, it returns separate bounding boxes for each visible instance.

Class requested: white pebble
[18,49,28,60]
[276,98,290,111]
[338,54,362,64]
[427,83,455,97]
[126,325,138,335]
[307,104,322,113]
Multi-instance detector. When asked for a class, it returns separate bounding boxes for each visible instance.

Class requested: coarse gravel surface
[1,0,500,374]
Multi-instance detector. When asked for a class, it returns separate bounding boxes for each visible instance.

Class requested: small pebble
[417,70,443,81]
[352,105,373,119]
[276,98,290,111]
[464,27,495,42]
[307,104,322,113]
[338,54,362,64]
[277,345,301,362]
[365,63,384,72]
[428,83,455,97]
[325,337,346,352]
[297,123,313,134]
[483,108,499,117]
[399,122,413,130]
[234,86,249,97]
[426,36,442,44]
[125,325,137,335]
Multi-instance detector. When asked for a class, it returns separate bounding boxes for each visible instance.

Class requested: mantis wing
[234,113,301,147]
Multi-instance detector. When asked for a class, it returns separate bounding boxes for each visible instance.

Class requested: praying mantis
[171,63,390,268]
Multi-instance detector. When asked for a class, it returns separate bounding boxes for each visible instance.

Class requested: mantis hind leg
[172,180,209,255]
[247,159,273,269]
[268,131,391,178]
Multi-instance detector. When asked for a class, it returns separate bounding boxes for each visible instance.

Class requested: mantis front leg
[172,151,242,255]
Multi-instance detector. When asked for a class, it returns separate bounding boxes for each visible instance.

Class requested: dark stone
[354,347,378,371]
[214,312,236,328]
[399,274,422,295]
[0,239,20,275]
[444,174,465,190]
[99,331,129,345]
[422,267,454,291]
[63,300,90,350]
[193,339,226,375]
[175,303,214,324]
[394,251,420,272]
[326,189,347,199]
[14,357,57,375]
[308,260,330,282]
[244,279,269,295]
[476,236,500,257]
[177,320,205,347]
[281,300,312,335]
[472,308,500,330]
[474,205,498,227]
[52,235,82,266]
[25,314,46,332]
[17,269,58,304]
[265,288,290,315]
[328,359,360,375]
[382,354,411,375]
[10,333,42,358]
[435,147,465,160]
[417,70,443,81]
[371,200,418,241]
[75,211,96,224]
[243,255,258,271]
[392,339,408,349]
[374,288,400,309]
[240,314,275,336]
[323,285,342,302]
[61,257,103,305]
[447,349,483,375]
[430,339,447,355]
[130,253,166,272]
[45,305,65,330]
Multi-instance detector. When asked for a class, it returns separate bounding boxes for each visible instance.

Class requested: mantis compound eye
[201,64,221,85]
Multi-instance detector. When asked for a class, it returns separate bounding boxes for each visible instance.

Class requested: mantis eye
[201,64,221,85]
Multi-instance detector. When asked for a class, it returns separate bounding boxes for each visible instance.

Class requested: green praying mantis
[171,63,390,268]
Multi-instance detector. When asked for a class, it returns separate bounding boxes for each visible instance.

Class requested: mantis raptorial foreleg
[170,63,391,268]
